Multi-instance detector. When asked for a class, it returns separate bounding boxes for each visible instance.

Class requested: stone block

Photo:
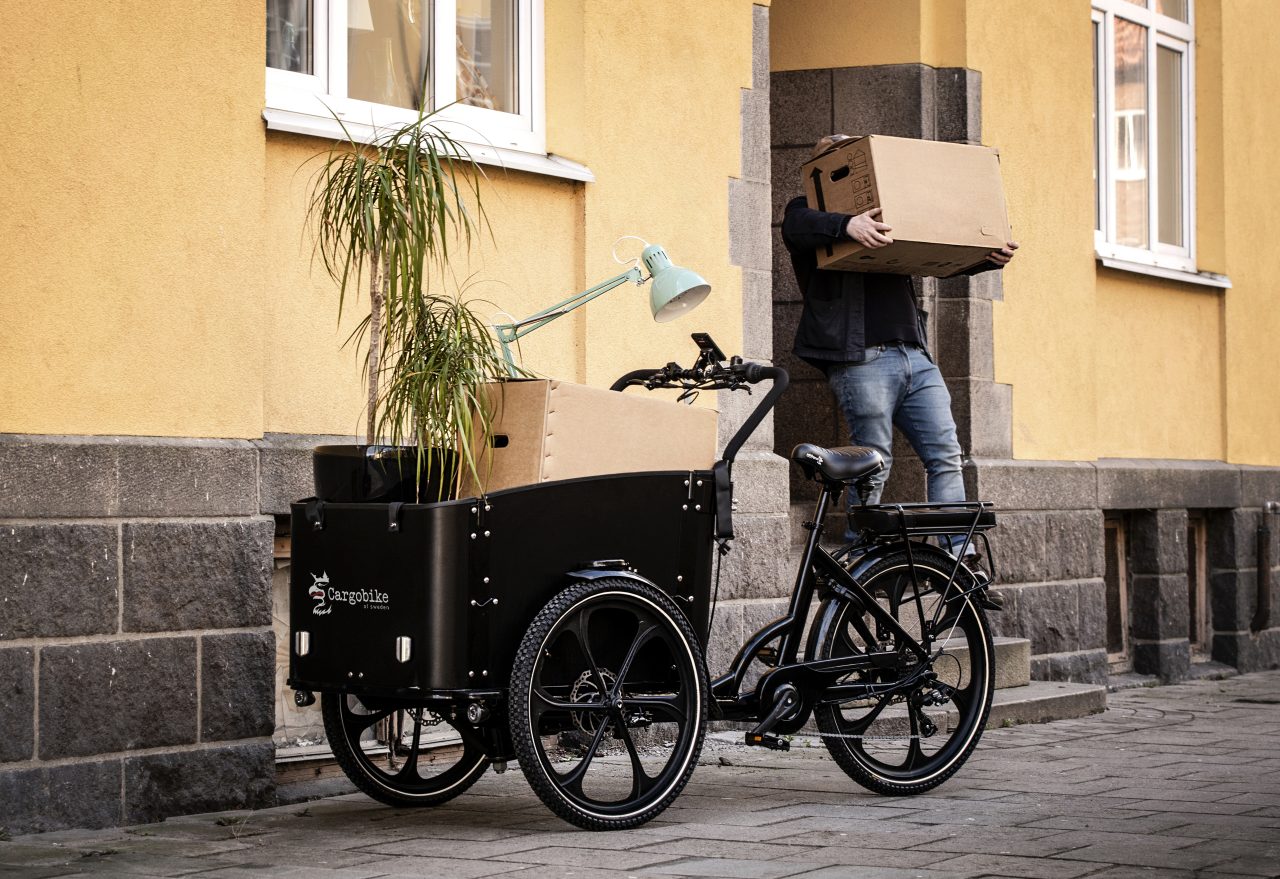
[946,379,1013,459]
[123,519,273,632]
[1096,458,1242,510]
[39,638,197,759]
[879,451,926,505]
[1212,629,1280,673]
[0,760,122,833]
[774,378,841,500]
[727,450,790,516]
[832,64,934,139]
[0,524,118,640]
[770,149,810,228]
[728,178,771,273]
[1128,509,1188,575]
[0,436,116,517]
[718,513,791,601]
[1208,508,1258,571]
[739,598,794,692]
[964,458,1097,511]
[703,600,743,685]
[772,232,801,306]
[989,511,1046,585]
[740,88,770,184]
[740,268,773,362]
[938,269,1003,301]
[124,742,275,825]
[770,69,831,147]
[772,301,810,377]
[1028,649,1108,685]
[0,647,34,762]
[1077,578,1108,650]
[1044,510,1106,580]
[985,584,1020,639]
[1240,465,1280,508]
[202,632,275,742]
[1129,573,1190,641]
[751,5,769,92]
[116,441,257,517]
[718,378,776,454]
[933,297,994,381]
[934,67,982,144]
[1012,581,1081,655]
[1210,570,1254,632]
[1131,638,1190,681]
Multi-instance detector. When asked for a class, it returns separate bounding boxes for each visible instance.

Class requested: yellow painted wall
[771,0,1279,466]
[0,1,761,440]
[1220,0,1280,466]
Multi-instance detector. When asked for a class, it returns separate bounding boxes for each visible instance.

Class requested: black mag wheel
[321,693,489,808]
[508,578,708,830]
[810,545,994,796]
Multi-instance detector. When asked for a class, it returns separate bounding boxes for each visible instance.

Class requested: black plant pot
[312,445,458,503]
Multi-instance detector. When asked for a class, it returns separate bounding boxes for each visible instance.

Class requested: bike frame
[709,479,992,727]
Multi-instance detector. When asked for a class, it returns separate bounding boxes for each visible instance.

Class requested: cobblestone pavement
[3,671,1278,879]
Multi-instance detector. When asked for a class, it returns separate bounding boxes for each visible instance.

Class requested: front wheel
[508,578,708,830]
[809,546,994,796]
[321,693,489,808]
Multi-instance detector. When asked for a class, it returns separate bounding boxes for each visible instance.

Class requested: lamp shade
[642,244,712,322]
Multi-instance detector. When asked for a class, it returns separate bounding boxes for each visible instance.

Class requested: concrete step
[986,680,1107,729]
[947,636,1030,691]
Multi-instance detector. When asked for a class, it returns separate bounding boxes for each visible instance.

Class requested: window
[1092,1,1194,274]
[265,0,545,157]
[1103,514,1131,670]
[1187,511,1209,656]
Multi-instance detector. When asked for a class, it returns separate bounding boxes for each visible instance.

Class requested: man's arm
[781,199,852,251]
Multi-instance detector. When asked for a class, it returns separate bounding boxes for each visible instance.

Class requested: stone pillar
[1209,504,1280,670]
[0,435,276,833]
[1128,508,1192,680]
[708,4,795,677]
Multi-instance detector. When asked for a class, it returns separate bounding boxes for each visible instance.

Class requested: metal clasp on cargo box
[294,631,310,656]
[395,636,413,663]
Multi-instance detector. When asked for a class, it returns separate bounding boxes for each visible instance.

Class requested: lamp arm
[494,266,644,372]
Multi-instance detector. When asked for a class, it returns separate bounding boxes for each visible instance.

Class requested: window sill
[262,107,595,184]
[1096,255,1231,290]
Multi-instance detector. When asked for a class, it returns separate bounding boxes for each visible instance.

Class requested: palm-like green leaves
[307,107,516,497]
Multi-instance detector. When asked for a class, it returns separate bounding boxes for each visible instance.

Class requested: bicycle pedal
[754,646,779,666]
[744,732,790,751]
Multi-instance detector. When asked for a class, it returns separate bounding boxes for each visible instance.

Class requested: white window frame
[264,0,590,181]
[1093,0,1200,279]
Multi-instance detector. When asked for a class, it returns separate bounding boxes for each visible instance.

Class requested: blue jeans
[827,343,967,548]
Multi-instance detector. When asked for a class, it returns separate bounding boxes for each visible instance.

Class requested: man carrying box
[782,134,1018,548]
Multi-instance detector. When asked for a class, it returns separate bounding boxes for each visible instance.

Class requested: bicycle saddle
[790,443,883,484]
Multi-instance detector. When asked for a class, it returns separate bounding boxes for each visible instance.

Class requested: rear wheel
[508,578,708,830]
[810,546,993,796]
[321,693,489,807]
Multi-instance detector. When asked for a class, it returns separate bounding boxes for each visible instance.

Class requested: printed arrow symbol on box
[810,167,833,258]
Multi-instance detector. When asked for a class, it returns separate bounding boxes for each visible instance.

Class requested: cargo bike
[288,335,1001,831]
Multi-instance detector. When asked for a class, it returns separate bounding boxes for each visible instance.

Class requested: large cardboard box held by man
[463,379,718,494]
[802,135,1010,277]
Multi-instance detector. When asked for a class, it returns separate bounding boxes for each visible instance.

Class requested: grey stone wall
[0,434,281,834]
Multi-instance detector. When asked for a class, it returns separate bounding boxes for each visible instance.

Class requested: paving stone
[0,524,119,640]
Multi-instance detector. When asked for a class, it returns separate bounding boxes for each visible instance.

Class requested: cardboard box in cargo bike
[803,134,1011,277]
[463,379,718,494]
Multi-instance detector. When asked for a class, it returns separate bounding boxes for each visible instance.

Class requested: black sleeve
[781,198,851,253]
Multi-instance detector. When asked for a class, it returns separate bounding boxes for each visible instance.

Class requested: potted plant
[307,107,515,502]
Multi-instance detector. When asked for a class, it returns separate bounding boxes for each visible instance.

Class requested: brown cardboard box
[802,135,1010,277]
[463,379,718,494]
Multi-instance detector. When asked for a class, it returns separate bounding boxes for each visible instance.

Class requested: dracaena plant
[307,106,519,495]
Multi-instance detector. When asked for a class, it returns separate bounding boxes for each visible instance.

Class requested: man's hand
[845,208,893,248]
[987,241,1019,266]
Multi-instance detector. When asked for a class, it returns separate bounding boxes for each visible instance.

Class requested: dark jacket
[781,196,999,371]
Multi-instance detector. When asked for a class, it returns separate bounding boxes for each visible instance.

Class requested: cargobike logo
[308,571,391,615]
